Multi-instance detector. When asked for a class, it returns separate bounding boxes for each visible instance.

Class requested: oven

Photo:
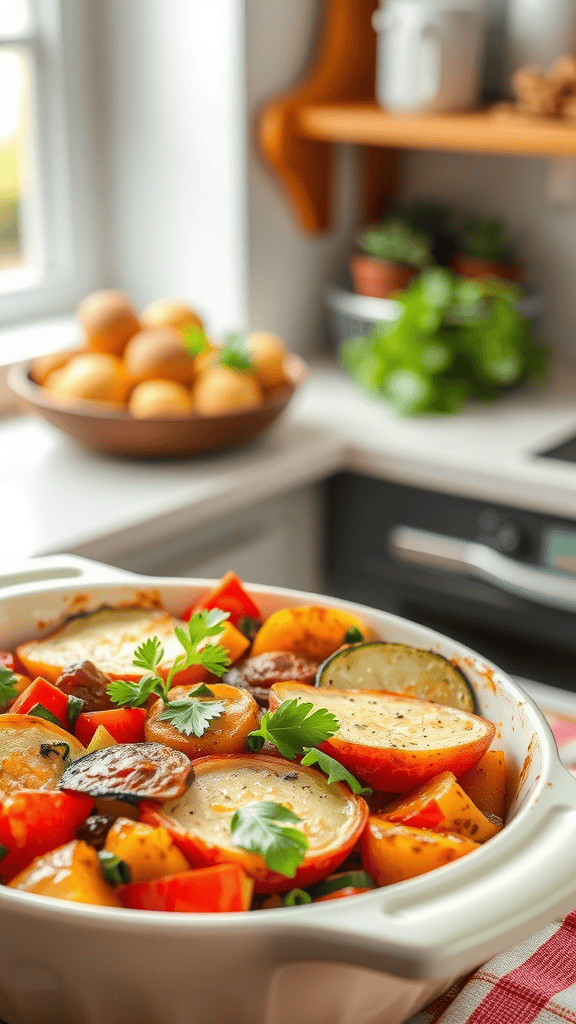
[325,473,576,691]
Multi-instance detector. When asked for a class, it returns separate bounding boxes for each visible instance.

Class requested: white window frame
[0,0,97,328]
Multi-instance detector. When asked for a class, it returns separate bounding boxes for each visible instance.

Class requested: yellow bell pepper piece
[103,818,190,883]
[9,840,121,906]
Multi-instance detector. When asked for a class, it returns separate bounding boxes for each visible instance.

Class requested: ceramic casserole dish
[0,555,575,1024]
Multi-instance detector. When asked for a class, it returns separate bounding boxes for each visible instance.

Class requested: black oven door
[325,473,576,692]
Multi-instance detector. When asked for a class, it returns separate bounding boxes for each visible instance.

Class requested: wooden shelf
[256,0,576,234]
[297,103,576,157]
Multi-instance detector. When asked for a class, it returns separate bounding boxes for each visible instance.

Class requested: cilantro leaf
[246,699,339,760]
[230,801,308,877]
[107,674,162,708]
[133,637,164,675]
[159,697,225,737]
[0,665,18,705]
[300,747,372,796]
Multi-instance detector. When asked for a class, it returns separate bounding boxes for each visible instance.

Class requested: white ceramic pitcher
[373,0,488,113]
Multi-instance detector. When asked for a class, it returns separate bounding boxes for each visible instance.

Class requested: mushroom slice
[59,742,194,804]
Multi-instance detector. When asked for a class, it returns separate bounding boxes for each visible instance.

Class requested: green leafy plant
[341,269,549,417]
[107,609,230,736]
[457,216,516,261]
[358,218,433,269]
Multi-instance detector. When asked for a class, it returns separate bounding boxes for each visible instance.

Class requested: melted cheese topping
[19,609,189,678]
[164,759,357,855]
[275,687,489,751]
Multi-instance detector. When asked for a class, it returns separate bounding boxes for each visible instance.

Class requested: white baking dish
[0,554,575,1024]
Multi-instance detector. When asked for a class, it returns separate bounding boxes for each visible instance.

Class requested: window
[0,0,93,329]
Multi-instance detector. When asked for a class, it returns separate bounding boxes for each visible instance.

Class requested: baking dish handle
[0,555,139,591]
[280,767,576,981]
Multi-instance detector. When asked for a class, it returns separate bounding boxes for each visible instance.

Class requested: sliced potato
[251,606,373,662]
[269,683,495,792]
[317,643,474,713]
[8,839,121,906]
[362,817,480,885]
[0,715,85,796]
[17,608,224,686]
[60,742,194,804]
[142,754,368,893]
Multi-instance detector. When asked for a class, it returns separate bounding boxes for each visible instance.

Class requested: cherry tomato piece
[183,573,262,626]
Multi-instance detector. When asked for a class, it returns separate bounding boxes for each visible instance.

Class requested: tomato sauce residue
[518,733,538,792]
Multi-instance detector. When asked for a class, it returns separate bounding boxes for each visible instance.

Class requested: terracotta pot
[350,254,417,298]
[452,254,523,283]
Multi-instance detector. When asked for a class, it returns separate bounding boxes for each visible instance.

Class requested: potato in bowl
[0,556,574,1024]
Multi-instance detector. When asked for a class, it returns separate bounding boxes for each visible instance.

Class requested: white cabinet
[92,485,324,593]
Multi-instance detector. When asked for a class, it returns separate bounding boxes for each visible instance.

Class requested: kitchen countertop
[3,358,576,565]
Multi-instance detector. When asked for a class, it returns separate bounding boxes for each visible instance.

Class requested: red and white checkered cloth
[407,906,576,1023]
[403,703,576,1024]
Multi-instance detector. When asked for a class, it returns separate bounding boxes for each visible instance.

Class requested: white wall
[93,0,248,337]
[246,0,359,355]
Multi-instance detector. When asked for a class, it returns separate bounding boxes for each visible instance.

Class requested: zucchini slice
[0,715,85,795]
[316,642,474,712]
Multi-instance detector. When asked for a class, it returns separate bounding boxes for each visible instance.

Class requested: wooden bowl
[7,355,307,459]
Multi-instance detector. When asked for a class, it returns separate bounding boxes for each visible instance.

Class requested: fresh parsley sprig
[247,699,339,759]
[300,747,372,796]
[107,609,231,737]
[230,801,308,877]
[158,688,225,737]
[0,665,18,706]
[246,697,371,795]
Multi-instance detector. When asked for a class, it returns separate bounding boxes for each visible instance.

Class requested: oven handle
[389,526,576,613]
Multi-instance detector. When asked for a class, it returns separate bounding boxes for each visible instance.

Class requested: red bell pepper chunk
[182,572,262,627]
[118,863,251,912]
[75,707,146,748]
[11,677,70,729]
[0,789,94,881]
[387,799,445,830]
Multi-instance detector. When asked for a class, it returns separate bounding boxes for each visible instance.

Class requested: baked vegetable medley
[0,574,506,913]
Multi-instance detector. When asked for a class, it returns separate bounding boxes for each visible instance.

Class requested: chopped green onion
[67,695,84,727]
[28,703,61,727]
[98,851,131,886]
[344,627,364,644]
[237,617,263,642]
[0,843,8,863]
[283,888,312,906]
[314,870,376,898]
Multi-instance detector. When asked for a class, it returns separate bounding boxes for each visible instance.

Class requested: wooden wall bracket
[256,0,398,234]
